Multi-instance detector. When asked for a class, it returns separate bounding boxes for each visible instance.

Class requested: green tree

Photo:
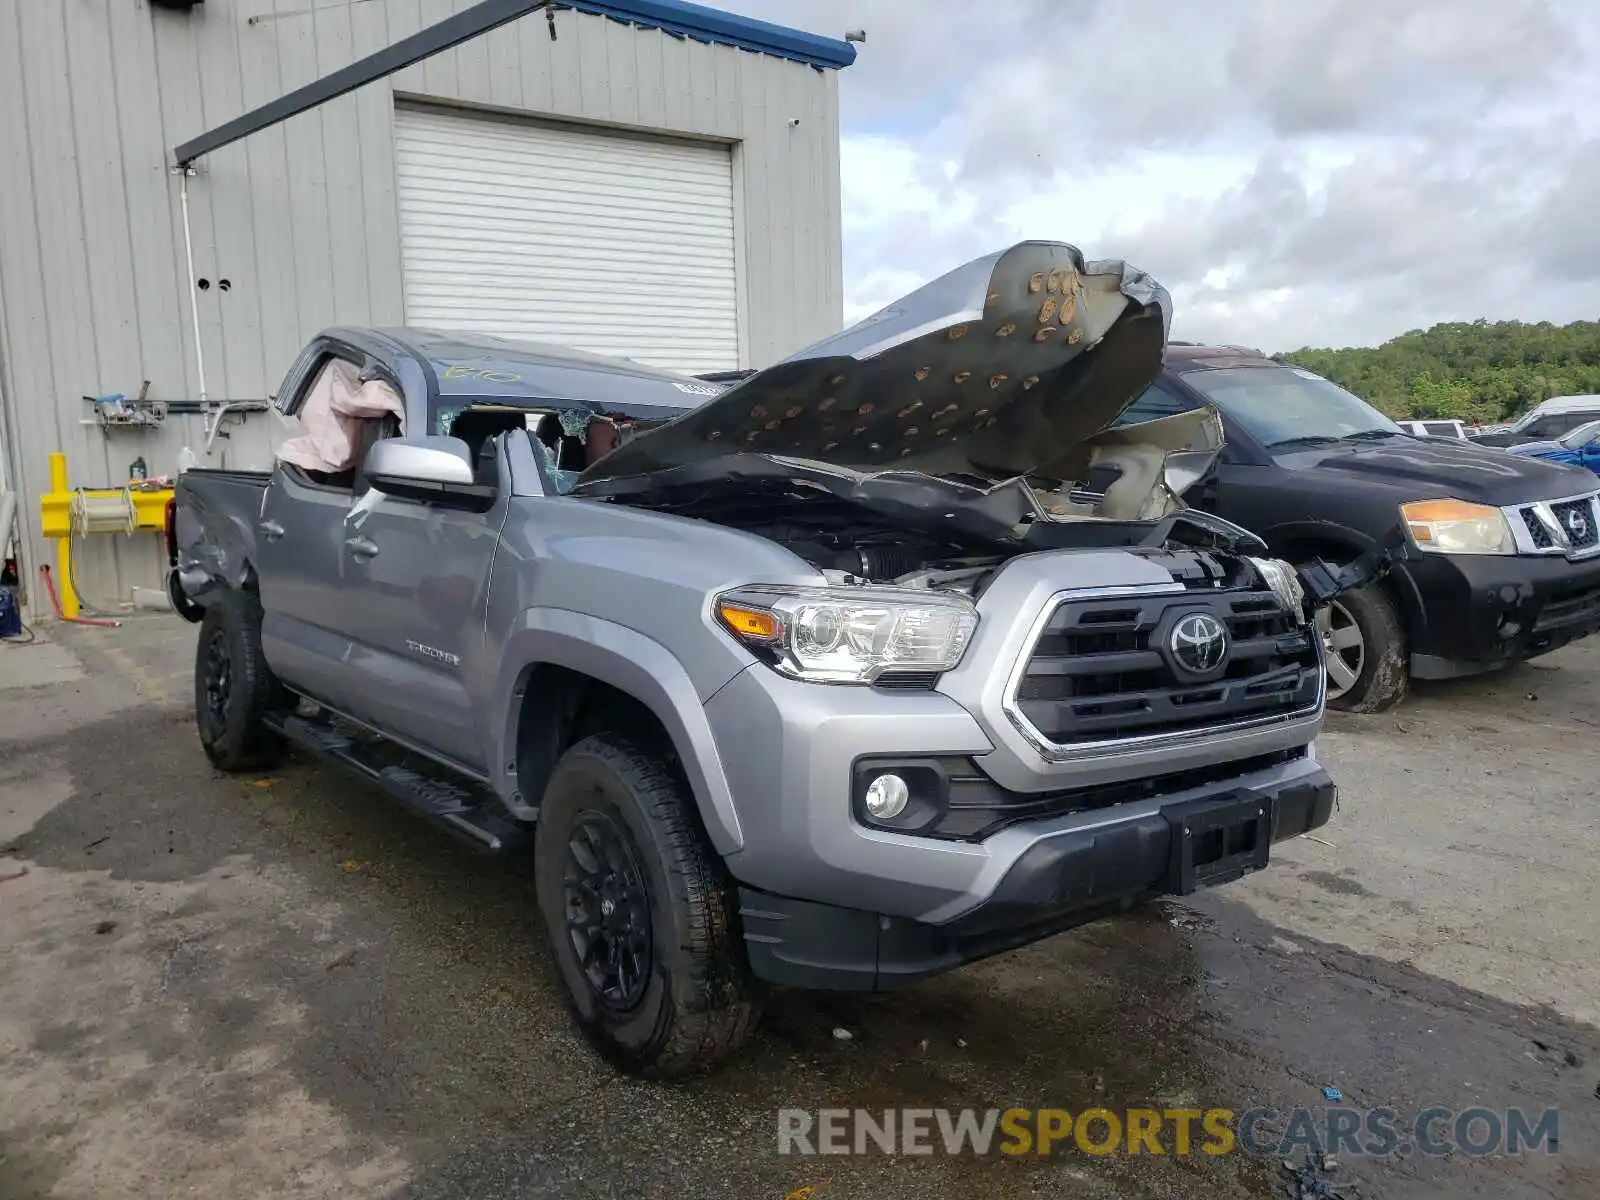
[1273,319,1600,423]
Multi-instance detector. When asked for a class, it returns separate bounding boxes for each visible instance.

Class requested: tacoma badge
[406,639,461,667]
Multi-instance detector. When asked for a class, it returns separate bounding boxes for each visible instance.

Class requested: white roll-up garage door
[393,105,740,373]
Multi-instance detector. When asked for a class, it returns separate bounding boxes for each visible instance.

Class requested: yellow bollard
[38,451,77,619]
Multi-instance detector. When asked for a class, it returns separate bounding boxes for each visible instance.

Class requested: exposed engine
[737,506,1317,617]
[752,524,995,590]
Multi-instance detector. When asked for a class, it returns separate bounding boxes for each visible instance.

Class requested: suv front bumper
[736,765,1335,991]
[1395,549,1600,678]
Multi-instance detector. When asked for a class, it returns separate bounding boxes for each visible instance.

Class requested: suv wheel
[195,588,289,771]
[534,733,760,1077]
[1316,583,1408,712]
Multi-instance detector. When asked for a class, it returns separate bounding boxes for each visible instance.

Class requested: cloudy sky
[755,0,1600,352]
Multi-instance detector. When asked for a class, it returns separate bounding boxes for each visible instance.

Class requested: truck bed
[172,468,272,598]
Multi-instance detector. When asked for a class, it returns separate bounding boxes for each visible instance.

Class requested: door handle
[258,519,284,542]
[343,535,379,560]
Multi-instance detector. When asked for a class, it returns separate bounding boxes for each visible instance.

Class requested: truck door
[256,469,362,708]
[334,435,504,772]
[254,342,372,711]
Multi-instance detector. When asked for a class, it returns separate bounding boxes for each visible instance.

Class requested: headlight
[1247,556,1309,624]
[1400,498,1515,555]
[714,585,978,683]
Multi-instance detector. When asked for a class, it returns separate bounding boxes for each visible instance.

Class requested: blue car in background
[1505,417,1600,475]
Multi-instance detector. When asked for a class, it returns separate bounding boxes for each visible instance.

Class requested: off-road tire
[1324,582,1409,713]
[194,588,288,771]
[534,733,760,1077]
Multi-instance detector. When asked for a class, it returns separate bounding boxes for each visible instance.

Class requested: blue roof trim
[555,0,857,70]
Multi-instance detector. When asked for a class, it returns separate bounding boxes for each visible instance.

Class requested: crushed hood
[572,241,1172,495]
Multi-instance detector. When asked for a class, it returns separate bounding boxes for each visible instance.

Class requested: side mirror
[360,436,495,511]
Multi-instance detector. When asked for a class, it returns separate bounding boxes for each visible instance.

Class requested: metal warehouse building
[0,0,853,619]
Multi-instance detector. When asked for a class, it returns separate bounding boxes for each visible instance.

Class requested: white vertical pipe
[179,170,209,417]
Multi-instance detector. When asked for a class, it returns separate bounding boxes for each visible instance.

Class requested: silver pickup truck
[169,241,1361,1076]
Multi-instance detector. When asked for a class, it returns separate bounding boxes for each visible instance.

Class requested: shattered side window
[435,404,467,437]
[530,436,583,495]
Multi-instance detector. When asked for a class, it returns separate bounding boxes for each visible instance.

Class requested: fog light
[864,773,910,820]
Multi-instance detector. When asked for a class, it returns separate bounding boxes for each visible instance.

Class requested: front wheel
[194,589,288,771]
[534,733,760,1077]
[1316,583,1408,713]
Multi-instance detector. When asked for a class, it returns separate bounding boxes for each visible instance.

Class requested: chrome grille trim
[1000,585,1325,762]
[1502,489,1600,560]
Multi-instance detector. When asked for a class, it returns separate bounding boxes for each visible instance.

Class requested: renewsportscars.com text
[777,1106,1560,1159]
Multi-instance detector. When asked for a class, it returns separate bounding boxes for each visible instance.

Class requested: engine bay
[690,489,1283,605]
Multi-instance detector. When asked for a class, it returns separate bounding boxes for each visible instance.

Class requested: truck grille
[1521,509,1555,549]
[1550,499,1599,550]
[1010,589,1321,748]
[1513,493,1600,555]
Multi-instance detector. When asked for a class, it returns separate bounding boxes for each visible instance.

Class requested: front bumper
[699,551,1329,989]
[1394,549,1600,678]
[737,765,1336,991]
[707,659,1326,926]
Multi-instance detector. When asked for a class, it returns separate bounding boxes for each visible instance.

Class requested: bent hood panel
[572,241,1171,492]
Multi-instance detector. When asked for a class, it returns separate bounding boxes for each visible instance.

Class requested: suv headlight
[714,585,978,683]
[1400,498,1515,555]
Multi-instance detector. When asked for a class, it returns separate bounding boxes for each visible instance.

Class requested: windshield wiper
[1340,429,1400,442]
[1266,434,1343,450]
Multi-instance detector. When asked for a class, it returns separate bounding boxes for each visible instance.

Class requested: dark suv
[1107,346,1600,711]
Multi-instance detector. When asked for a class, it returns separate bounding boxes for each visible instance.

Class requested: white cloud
[757,0,1600,351]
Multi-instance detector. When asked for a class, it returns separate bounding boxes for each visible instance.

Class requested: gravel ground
[1,615,1597,1199]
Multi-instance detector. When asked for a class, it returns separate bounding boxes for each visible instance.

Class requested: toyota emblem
[1565,507,1590,542]
[1170,613,1229,674]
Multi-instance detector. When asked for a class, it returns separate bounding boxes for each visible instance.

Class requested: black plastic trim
[851,747,1308,843]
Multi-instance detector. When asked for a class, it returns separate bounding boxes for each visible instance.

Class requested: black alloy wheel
[533,733,761,1076]
[200,626,233,737]
[192,587,287,771]
[562,809,653,1012]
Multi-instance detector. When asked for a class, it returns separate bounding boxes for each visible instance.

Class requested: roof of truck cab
[323,326,726,419]
[1163,343,1278,372]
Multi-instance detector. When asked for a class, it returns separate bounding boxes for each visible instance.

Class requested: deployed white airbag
[275,359,406,473]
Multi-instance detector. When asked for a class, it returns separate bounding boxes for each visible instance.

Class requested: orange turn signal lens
[1401,498,1488,523]
[717,602,780,642]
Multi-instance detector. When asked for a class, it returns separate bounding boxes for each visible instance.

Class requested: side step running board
[264,711,531,855]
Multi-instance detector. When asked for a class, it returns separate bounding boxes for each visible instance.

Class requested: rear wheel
[1316,583,1408,712]
[534,733,760,1077]
[194,589,288,771]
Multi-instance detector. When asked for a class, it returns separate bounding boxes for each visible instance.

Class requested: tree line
[1273,318,1600,425]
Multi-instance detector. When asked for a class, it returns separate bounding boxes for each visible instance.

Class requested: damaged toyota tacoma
[168,241,1374,1076]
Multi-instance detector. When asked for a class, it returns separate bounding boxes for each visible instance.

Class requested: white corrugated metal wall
[0,0,845,618]
[394,105,741,372]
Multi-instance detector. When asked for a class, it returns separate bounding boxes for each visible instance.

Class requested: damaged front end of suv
[572,240,1378,624]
